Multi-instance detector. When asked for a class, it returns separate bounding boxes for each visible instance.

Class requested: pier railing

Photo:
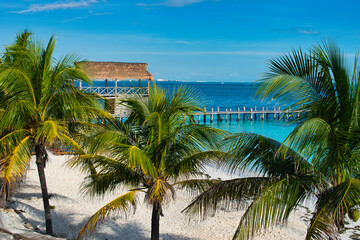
[192,106,303,123]
[81,86,149,97]
[110,106,303,121]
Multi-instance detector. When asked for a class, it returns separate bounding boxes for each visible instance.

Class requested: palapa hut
[76,61,153,117]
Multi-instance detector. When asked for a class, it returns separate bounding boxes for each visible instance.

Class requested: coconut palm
[183,41,360,240]
[71,85,226,240]
[0,31,108,235]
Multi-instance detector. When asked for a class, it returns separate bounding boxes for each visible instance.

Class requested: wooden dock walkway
[192,106,301,123]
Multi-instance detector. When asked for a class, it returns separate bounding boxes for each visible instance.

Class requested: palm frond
[175,178,220,197]
[306,178,360,240]
[233,174,317,240]
[183,177,273,219]
[0,136,32,183]
[145,179,175,204]
[76,190,139,240]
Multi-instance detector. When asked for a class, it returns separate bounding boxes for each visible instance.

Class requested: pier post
[262,106,265,120]
[250,108,253,121]
[217,107,221,122]
[203,107,206,123]
[79,80,82,89]
[225,109,228,122]
[211,108,214,123]
[229,108,232,122]
[237,107,240,121]
[254,106,257,121]
[198,113,201,123]
[266,107,268,119]
[243,106,246,120]
[273,107,276,120]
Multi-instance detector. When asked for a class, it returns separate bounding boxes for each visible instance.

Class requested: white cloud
[109,50,276,56]
[275,27,319,36]
[295,28,318,35]
[11,0,98,14]
[137,0,207,8]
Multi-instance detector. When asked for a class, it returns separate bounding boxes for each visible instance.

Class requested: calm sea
[88,80,295,142]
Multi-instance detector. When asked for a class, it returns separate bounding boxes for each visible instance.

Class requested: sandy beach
[6,152,356,240]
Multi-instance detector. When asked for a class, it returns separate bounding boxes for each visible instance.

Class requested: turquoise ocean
[88,80,295,143]
[156,81,294,142]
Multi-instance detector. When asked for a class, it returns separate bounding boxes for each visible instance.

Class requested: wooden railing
[81,87,149,96]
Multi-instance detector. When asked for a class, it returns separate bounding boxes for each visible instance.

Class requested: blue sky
[0,0,359,82]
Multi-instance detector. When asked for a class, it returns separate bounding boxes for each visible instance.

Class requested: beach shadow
[51,211,149,239]
[160,233,201,240]
[11,192,73,203]
[6,201,45,233]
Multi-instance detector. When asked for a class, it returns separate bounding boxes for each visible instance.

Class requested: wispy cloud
[62,11,112,22]
[108,50,276,56]
[295,28,318,35]
[137,0,207,8]
[11,0,98,14]
[275,27,319,36]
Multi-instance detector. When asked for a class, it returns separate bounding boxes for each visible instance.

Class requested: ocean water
[156,81,294,143]
[85,80,295,143]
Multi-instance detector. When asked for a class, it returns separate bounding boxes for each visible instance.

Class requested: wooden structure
[76,61,153,117]
[193,106,303,123]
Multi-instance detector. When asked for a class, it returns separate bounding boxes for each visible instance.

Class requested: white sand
[8,153,357,240]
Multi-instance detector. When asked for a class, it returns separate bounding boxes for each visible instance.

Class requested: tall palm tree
[71,85,226,240]
[183,41,360,239]
[0,31,108,235]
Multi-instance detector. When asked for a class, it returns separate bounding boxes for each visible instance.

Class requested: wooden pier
[192,106,302,123]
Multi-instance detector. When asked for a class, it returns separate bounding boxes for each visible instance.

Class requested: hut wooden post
[115,79,118,97]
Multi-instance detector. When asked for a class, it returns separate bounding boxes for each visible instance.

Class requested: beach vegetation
[0,30,108,235]
[183,41,360,239]
[71,85,226,240]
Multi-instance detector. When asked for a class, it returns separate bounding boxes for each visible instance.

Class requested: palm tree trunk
[35,144,53,235]
[151,202,162,240]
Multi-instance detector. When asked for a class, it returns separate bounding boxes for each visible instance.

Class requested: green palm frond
[0,136,31,183]
[282,118,331,161]
[306,178,360,240]
[70,154,143,196]
[233,174,318,240]
[124,145,157,177]
[183,177,273,219]
[221,132,313,177]
[165,150,224,178]
[76,190,139,240]
[175,178,221,197]
[145,178,175,204]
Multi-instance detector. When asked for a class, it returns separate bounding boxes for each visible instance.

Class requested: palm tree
[0,31,108,235]
[183,41,360,239]
[71,85,226,240]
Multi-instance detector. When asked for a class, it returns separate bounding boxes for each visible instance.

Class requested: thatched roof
[77,61,153,81]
